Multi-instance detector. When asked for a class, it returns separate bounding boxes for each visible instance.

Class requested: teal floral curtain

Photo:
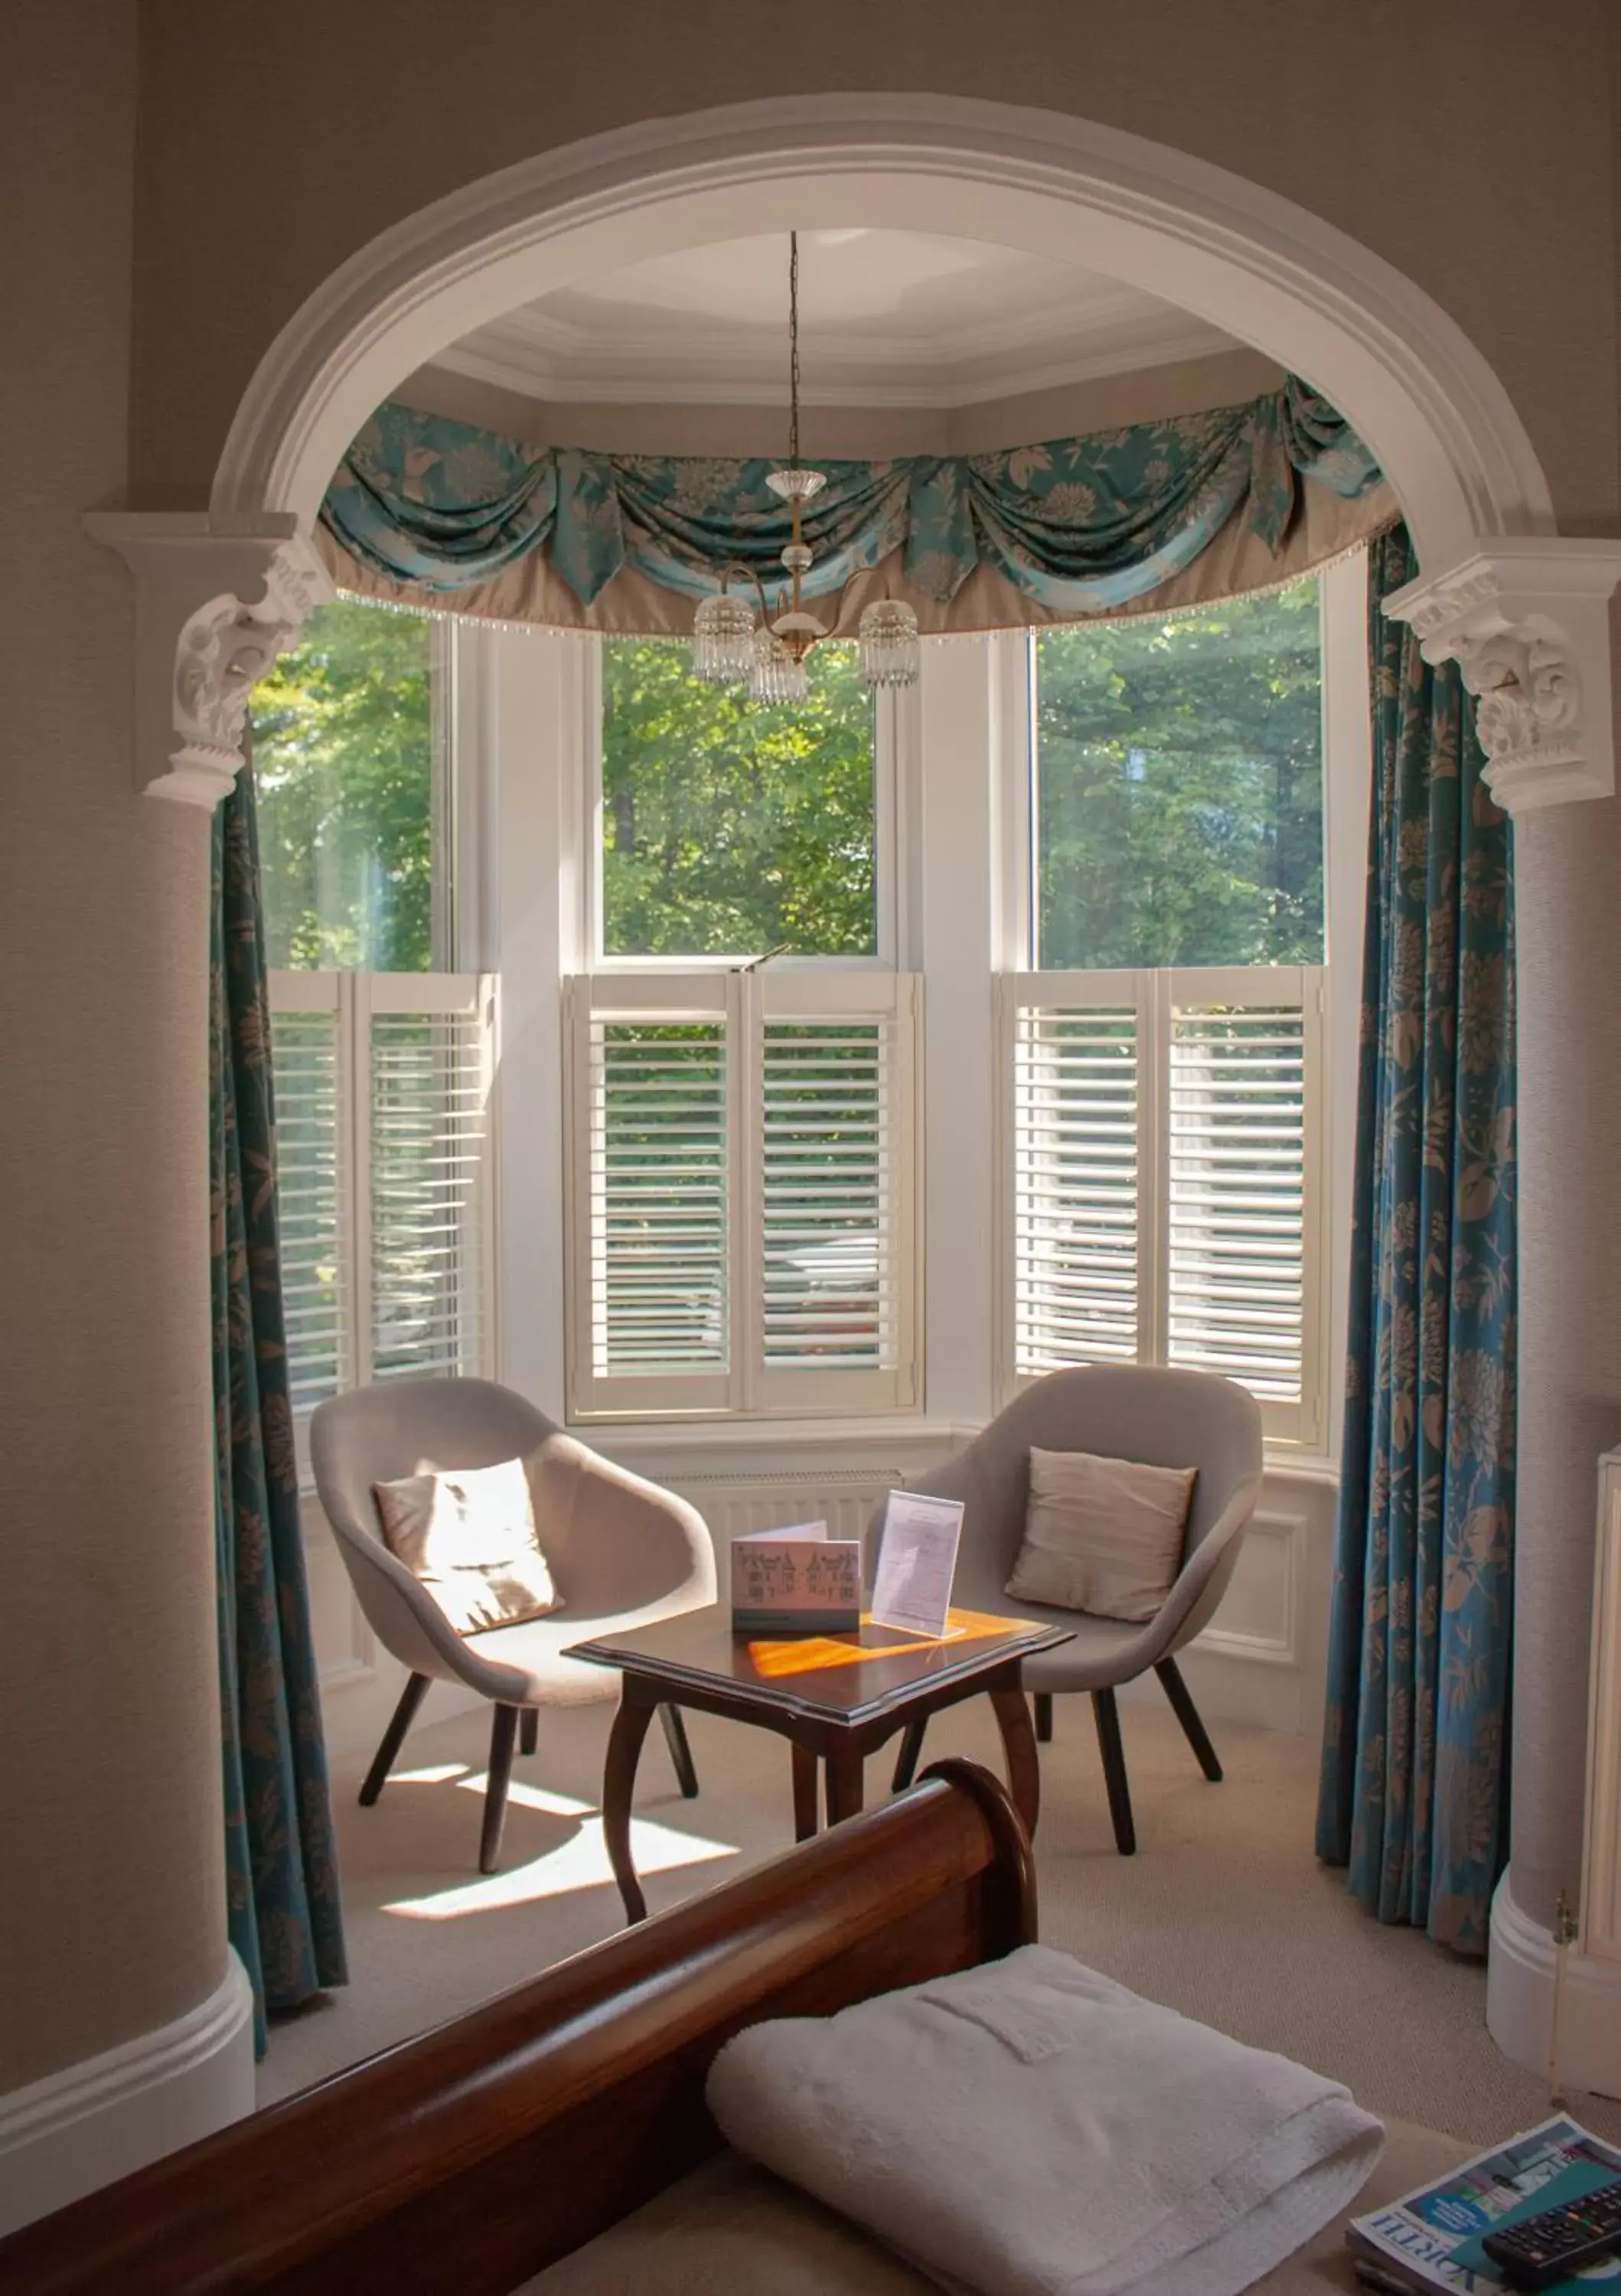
[322,376,1380,615]
[1316,523,1516,1954]
[212,762,347,2050]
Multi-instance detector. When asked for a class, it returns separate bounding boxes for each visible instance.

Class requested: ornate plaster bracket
[1384,538,1621,814]
[84,512,334,807]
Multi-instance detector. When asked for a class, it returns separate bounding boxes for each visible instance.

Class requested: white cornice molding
[86,513,334,807]
[1385,539,1621,812]
[432,311,1237,413]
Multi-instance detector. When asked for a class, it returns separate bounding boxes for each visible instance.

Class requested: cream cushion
[373,1456,559,1636]
[517,2123,1471,2294]
[1005,1445,1195,1622]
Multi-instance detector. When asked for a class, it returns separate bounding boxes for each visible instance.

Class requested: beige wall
[130,0,1619,529]
[0,10,225,2090]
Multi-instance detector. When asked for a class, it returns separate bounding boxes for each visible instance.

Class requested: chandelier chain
[788,230,800,469]
[690,227,919,698]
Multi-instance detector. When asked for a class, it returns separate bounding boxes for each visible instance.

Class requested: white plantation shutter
[566,974,736,1417]
[267,972,497,1416]
[1167,972,1317,1423]
[1007,988,1142,1373]
[269,975,347,1415]
[755,973,918,1414]
[566,970,918,1419]
[364,977,497,1384]
[1001,966,1323,1443]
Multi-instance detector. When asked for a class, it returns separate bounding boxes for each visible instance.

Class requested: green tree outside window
[601,637,876,958]
[251,599,438,972]
[1036,582,1324,970]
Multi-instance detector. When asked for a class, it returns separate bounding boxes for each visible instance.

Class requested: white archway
[214,92,1553,568]
[91,91,1619,812]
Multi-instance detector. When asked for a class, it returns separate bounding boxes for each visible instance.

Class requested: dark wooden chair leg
[520,1707,538,1757]
[1034,1692,1054,1743]
[892,1717,927,1792]
[1155,1655,1223,1782]
[1091,1688,1136,1855]
[480,1704,520,1874]
[659,1704,700,1799]
[358,1671,430,1806]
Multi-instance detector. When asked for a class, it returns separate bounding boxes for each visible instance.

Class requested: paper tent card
[731,1523,863,1633]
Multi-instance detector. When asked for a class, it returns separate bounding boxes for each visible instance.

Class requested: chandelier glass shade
[690,233,920,701]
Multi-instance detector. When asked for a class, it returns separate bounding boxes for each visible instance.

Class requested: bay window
[263,562,1363,1460]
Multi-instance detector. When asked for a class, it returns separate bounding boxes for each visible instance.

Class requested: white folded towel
[706,1945,1383,2296]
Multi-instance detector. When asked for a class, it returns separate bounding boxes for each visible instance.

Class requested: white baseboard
[1489,1868,1621,2101]
[0,1950,256,2237]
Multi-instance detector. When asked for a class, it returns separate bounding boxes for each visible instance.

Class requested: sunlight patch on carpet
[380,1771,738,1918]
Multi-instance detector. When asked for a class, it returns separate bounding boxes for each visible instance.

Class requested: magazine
[1349,2115,1621,2291]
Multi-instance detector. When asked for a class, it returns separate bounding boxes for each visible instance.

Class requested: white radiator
[667,1468,904,1548]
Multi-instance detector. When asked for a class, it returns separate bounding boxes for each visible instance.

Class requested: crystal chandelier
[692,233,921,703]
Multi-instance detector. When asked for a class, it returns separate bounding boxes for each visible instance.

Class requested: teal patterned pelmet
[1315,524,1516,1955]
[321,376,1381,617]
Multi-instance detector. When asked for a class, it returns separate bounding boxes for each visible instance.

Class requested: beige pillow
[1005,1446,1196,1622]
[373,1456,559,1636]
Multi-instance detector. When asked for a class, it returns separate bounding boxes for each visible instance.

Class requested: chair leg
[358,1672,431,1806]
[1091,1688,1137,1855]
[1034,1692,1054,1743]
[892,1717,927,1793]
[480,1704,520,1874]
[520,1707,538,1757]
[659,1704,700,1799]
[1155,1655,1223,1782]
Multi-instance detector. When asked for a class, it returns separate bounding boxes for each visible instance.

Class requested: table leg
[990,1688,1041,1837]
[824,1741,866,1825]
[791,1742,820,1840]
[602,1695,655,1923]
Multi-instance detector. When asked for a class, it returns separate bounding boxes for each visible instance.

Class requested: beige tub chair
[311,1376,716,1872]
[884,1365,1263,1854]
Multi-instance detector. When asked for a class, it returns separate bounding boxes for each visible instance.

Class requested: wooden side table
[565,1606,1073,1923]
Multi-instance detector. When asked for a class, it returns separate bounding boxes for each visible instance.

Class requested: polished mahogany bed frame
[2,1760,1034,2294]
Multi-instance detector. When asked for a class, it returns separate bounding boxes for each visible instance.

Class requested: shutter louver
[762,1019,893,1371]
[270,1004,346,1413]
[1011,1001,1140,1371]
[590,1021,729,1378]
[1168,999,1306,1402]
[368,999,492,1381]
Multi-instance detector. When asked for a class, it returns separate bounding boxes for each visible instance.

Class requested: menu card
[731,1521,863,1633]
[869,1489,965,1640]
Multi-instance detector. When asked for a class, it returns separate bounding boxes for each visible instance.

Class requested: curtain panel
[212,762,347,2050]
[1316,523,1516,1955]
[318,377,1390,637]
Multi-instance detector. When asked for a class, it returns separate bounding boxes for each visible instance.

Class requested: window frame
[993,575,1346,1450]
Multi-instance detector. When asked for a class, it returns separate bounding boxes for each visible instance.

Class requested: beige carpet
[262,1694,1621,2144]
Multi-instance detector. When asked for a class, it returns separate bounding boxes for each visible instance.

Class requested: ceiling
[433,227,1244,410]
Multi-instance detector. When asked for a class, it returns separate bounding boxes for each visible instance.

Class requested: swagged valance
[317,377,1394,638]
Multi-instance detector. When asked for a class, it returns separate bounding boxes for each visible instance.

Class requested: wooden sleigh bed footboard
[2,1760,1034,2296]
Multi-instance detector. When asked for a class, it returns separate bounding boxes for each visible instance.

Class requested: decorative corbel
[85,512,334,807]
[1384,538,1621,813]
